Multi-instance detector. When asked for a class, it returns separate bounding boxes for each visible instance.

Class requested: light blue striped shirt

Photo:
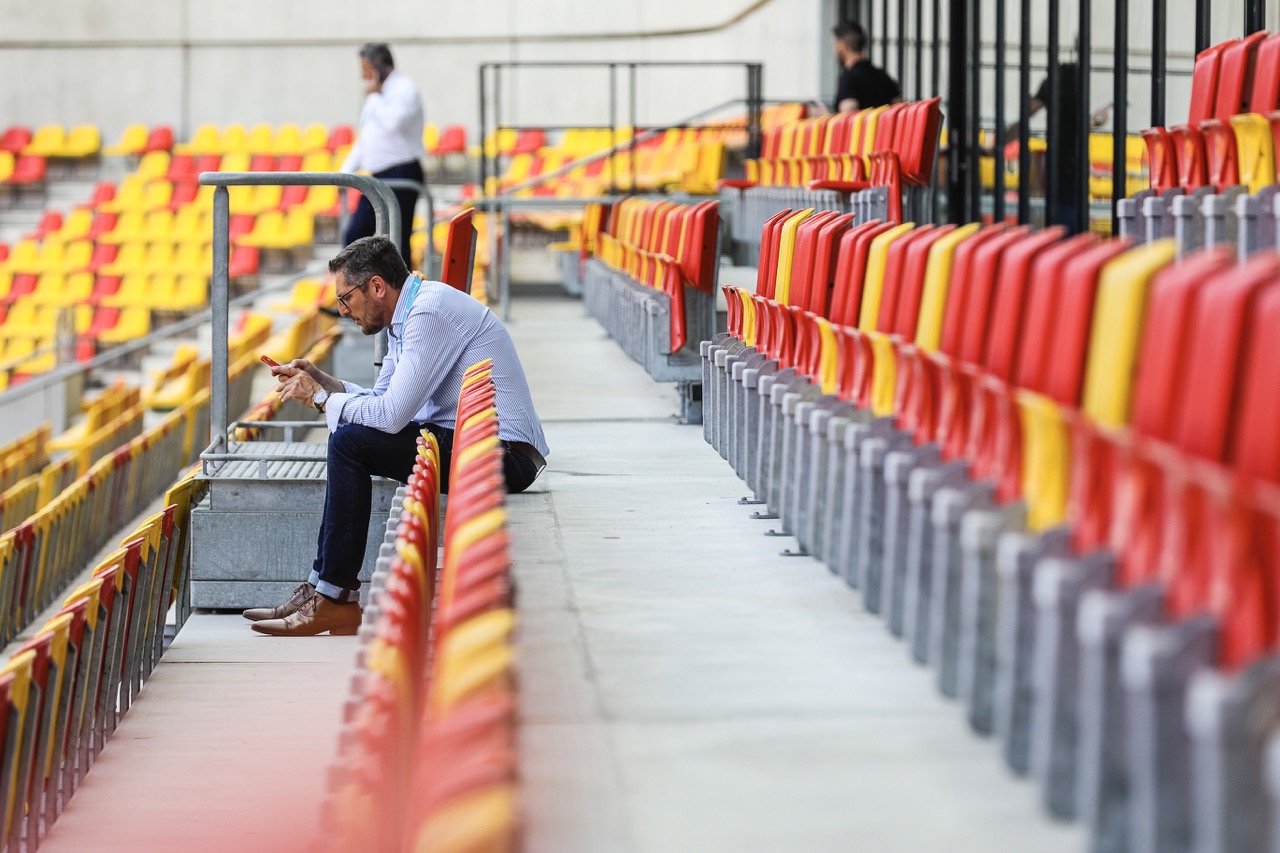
[324,275,550,456]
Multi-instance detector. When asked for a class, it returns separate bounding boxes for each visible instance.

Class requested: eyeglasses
[335,280,368,309]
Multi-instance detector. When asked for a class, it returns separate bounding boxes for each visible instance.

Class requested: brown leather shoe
[251,593,362,637]
[242,582,315,622]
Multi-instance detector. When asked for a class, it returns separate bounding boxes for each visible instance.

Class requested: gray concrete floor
[38,292,1087,853]
[507,295,1086,853]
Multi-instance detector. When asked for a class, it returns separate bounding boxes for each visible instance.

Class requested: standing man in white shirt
[341,43,425,267]
[245,236,549,637]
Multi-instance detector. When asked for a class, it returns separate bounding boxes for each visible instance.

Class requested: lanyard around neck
[394,275,423,360]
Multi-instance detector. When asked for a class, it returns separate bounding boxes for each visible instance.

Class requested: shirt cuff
[341,380,365,394]
[325,392,353,432]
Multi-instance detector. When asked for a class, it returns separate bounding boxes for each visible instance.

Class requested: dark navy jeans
[342,159,423,269]
[309,422,541,600]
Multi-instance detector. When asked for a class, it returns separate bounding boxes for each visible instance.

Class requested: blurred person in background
[340,42,425,268]
[829,21,902,113]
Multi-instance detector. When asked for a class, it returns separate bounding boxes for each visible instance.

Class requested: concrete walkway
[508,295,1086,853]
[40,616,355,853]
[39,292,1085,853]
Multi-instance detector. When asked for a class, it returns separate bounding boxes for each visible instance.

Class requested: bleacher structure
[323,360,517,852]
[516,22,1280,853]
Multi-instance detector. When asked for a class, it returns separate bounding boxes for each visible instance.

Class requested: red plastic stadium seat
[0,127,32,154]
[9,155,47,185]
[143,125,174,153]
[1250,33,1280,114]
[435,125,467,156]
[1213,31,1267,118]
[326,125,354,151]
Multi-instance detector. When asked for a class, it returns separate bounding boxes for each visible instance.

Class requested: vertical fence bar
[968,0,982,223]
[914,0,924,100]
[1045,0,1060,227]
[881,0,890,67]
[747,64,763,160]
[1112,0,1128,235]
[1246,0,1265,35]
[1076,0,1091,235]
[1017,0,1031,224]
[608,64,618,195]
[478,65,488,197]
[493,64,502,189]
[629,64,638,193]
[931,0,941,101]
[947,0,969,224]
[1152,0,1167,127]
[1195,0,1210,54]
[210,185,229,453]
[994,0,1007,225]
[932,0,943,222]
[897,0,907,90]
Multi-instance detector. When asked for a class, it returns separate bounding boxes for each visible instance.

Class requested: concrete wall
[0,0,826,145]
[0,0,1274,150]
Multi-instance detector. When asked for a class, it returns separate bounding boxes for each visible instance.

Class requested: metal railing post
[211,185,230,453]
[198,170,401,457]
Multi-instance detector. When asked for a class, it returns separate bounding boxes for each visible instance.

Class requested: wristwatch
[312,389,330,412]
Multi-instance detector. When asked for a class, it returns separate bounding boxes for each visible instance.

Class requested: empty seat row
[174,122,352,157]
[703,207,1280,853]
[582,198,719,420]
[721,99,944,250]
[1124,33,1280,249]
[323,362,518,852]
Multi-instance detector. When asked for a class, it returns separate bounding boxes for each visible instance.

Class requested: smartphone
[260,355,281,368]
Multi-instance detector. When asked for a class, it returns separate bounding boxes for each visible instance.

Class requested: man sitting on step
[244,236,549,636]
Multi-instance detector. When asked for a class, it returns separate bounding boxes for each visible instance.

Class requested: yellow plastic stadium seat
[172,206,208,243]
[50,209,93,244]
[175,123,221,156]
[100,242,146,277]
[1,651,35,843]
[410,785,517,853]
[173,242,211,276]
[23,125,66,157]
[140,210,176,242]
[140,181,173,211]
[247,123,274,155]
[300,123,329,152]
[102,273,152,308]
[300,151,332,173]
[424,123,440,153]
[0,152,13,183]
[273,123,302,155]
[858,222,915,330]
[96,306,151,345]
[105,123,148,157]
[915,223,981,351]
[135,150,171,182]
[100,177,147,213]
[1230,112,1276,195]
[63,124,102,158]
[221,123,249,153]
[1017,390,1072,531]
[171,274,208,310]
[771,208,815,305]
[1081,240,1177,428]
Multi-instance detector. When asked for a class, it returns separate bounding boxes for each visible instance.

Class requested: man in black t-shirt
[1002,62,1110,230]
[831,21,902,113]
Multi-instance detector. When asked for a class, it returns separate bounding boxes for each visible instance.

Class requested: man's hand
[284,359,343,392]
[274,368,323,407]
[364,73,383,96]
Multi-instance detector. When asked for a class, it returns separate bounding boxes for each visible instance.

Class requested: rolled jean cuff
[310,571,359,603]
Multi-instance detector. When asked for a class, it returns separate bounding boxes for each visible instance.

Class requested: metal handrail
[197,170,400,461]
[0,266,315,404]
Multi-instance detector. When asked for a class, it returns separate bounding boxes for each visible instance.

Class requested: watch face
[313,390,329,408]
